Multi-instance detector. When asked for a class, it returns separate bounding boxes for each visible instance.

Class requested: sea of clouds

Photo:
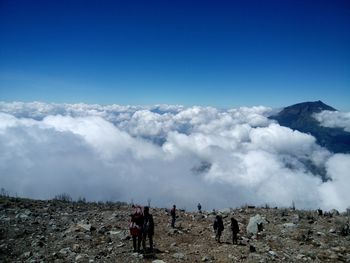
[0,101,349,211]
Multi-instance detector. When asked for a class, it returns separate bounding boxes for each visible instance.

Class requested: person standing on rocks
[129,205,144,252]
[142,206,154,252]
[213,215,224,243]
[197,203,202,213]
[230,216,239,244]
[170,205,176,228]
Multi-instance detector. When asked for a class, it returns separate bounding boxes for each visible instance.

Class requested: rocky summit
[1,196,350,262]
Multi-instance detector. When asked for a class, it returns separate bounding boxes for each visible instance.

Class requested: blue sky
[0,0,349,110]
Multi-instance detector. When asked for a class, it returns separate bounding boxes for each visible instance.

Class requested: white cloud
[314,110,350,132]
[319,154,350,211]
[0,102,349,211]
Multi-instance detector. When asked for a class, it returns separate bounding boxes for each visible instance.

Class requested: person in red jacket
[129,206,144,252]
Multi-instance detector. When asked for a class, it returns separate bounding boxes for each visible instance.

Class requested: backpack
[129,221,141,236]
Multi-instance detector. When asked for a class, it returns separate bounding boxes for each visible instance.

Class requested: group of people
[213,215,240,244]
[129,205,154,253]
[129,203,240,253]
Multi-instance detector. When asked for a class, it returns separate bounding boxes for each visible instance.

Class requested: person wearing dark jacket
[213,215,224,243]
[142,206,154,252]
[170,205,176,228]
[230,217,239,244]
[197,203,202,213]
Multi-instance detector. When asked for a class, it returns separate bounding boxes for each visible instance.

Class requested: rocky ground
[1,196,350,262]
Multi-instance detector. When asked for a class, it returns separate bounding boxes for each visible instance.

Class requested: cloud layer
[314,110,350,132]
[0,102,349,211]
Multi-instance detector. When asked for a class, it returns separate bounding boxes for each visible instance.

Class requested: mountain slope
[270,101,350,153]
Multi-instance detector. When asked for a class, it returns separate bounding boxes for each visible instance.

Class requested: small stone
[77,223,92,232]
[283,223,297,229]
[173,252,186,260]
[23,251,32,258]
[109,230,129,240]
[316,231,325,236]
[329,228,336,233]
[268,251,277,257]
[75,254,89,262]
[72,244,81,253]
[58,247,71,257]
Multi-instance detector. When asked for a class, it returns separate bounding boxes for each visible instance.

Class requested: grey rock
[108,230,129,240]
[330,209,340,216]
[292,214,300,224]
[72,244,81,253]
[75,254,89,262]
[23,251,32,258]
[173,252,186,260]
[282,223,297,229]
[329,228,336,233]
[247,214,267,235]
[268,250,277,257]
[77,223,92,232]
[58,247,71,257]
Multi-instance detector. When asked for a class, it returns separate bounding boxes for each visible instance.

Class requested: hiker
[170,205,176,228]
[129,205,144,252]
[197,203,202,213]
[213,215,224,243]
[142,206,154,252]
[231,217,239,244]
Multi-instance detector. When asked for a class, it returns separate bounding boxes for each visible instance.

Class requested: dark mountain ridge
[270,100,350,153]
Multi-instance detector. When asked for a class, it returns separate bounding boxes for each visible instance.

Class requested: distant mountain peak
[270,101,350,154]
[278,101,337,116]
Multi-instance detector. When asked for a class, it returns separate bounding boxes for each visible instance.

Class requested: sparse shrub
[77,196,86,203]
[53,193,72,203]
[105,201,115,206]
[0,188,9,197]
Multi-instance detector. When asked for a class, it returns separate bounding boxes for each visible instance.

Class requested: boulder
[292,214,300,224]
[246,214,267,235]
[330,209,339,216]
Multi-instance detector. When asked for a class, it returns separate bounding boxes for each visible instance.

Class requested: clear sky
[0,0,349,110]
